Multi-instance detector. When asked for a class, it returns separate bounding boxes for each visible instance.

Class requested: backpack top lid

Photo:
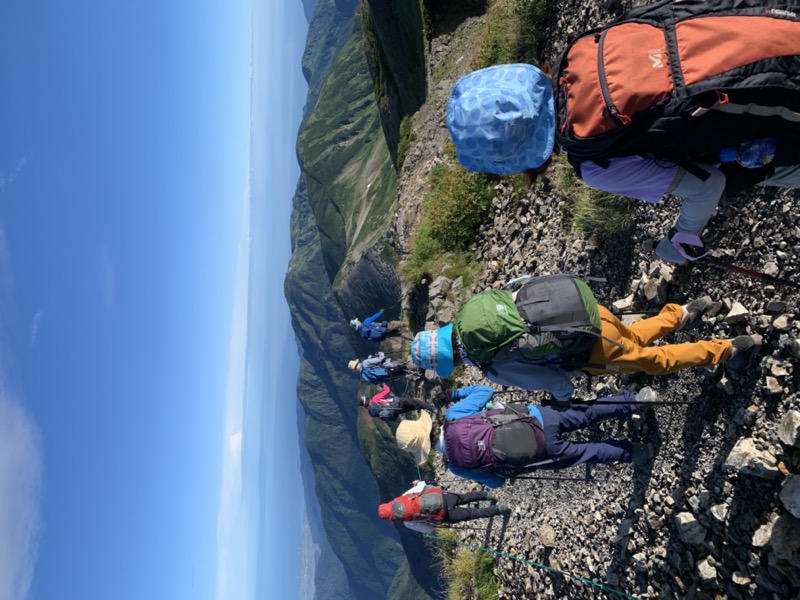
[411,324,455,378]
[454,290,528,364]
[378,502,394,520]
[447,64,556,175]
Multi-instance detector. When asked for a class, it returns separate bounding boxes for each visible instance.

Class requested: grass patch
[400,163,494,285]
[552,155,635,236]
[472,0,553,69]
[431,528,499,600]
[397,115,417,170]
[472,0,520,69]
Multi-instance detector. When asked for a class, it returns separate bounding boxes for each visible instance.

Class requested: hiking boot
[495,503,511,515]
[631,442,655,465]
[485,491,497,502]
[679,296,713,330]
[632,386,656,422]
[655,236,688,266]
[635,386,657,403]
[726,334,762,374]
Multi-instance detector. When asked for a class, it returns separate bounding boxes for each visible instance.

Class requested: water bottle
[719,138,776,168]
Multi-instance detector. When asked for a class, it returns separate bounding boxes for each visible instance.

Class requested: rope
[424,532,642,600]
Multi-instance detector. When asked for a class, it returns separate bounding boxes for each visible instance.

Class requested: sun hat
[348,359,360,371]
[395,411,433,465]
[446,64,555,175]
[411,324,454,378]
[350,319,359,329]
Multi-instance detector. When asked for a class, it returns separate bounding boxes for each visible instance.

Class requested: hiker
[395,410,434,466]
[361,384,436,422]
[410,274,761,406]
[437,385,655,488]
[351,309,409,343]
[445,0,800,265]
[349,352,422,385]
[378,480,509,534]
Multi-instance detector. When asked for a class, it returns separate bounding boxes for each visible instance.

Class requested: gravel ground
[394,2,800,598]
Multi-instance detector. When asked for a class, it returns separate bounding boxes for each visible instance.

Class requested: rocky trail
[393,2,800,598]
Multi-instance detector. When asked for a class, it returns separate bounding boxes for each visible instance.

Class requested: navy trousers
[537,399,639,469]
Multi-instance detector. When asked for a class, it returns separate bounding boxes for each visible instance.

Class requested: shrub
[424,166,494,250]
[431,528,499,600]
[552,156,635,236]
[472,0,519,69]
[397,115,417,170]
[472,0,553,69]
[400,163,494,285]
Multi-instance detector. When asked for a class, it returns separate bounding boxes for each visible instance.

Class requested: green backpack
[454,274,602,365]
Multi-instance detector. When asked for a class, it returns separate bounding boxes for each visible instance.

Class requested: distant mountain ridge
[283,0,432,597]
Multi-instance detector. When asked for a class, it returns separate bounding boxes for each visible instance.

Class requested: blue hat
[411,324,454,378]
[446,64,555,175]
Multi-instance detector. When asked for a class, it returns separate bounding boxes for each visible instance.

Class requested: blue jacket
[482,359,577,403]
[358,310,388,342]
[359,355,392,384]
[443,386,544,489]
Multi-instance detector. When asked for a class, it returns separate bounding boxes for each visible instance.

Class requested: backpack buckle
[716,90,730,106]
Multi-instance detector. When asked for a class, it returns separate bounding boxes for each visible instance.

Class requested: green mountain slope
[360,0,427,163]
[284,0,435,597]
[287,180,435,599]
[297,15,397,282]
[287,181,403,599]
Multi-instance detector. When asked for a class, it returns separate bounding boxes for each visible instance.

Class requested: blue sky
[0,1,308,599]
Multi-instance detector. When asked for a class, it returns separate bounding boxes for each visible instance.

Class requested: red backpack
[381,486,446,521]
[554,0,800,182]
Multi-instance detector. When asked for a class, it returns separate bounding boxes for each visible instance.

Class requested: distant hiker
[411,274,761,406]
[348,352,422,385]
[351,309,409,343]
[445,0,800,265]
[378,480,509,534]
[361,384,436,422]
[395,410,434,466]
[437,385,655,488]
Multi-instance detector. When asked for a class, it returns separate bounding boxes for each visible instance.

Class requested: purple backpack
[443,408,546,476]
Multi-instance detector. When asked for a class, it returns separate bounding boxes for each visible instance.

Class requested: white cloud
[216,186,251,600]
[228,431,243,453]
[0,228,14,291]
[29,310,43,346]
[0,393,43,600]
[0,156,29,192]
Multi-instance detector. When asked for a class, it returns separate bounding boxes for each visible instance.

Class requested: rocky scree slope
[394,2,800,598]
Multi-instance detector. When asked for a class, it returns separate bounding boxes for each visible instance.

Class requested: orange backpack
[554,0,800,175]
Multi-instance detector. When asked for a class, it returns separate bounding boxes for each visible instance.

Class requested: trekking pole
[512,474,605,483]
[578,399,699,406]
[488,390,699,406]
[611,308,662,316]
[699,256,800,290]
[433,524,505,532]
